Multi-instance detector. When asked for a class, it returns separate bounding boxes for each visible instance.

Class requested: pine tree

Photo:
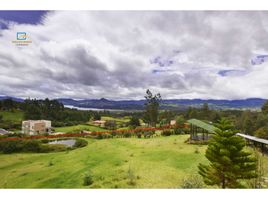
[198,118,257,188]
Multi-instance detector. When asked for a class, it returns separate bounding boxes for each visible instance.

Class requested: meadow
[54,124,106,133]
[0,135,209,188]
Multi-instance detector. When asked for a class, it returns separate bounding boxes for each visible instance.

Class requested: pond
[48,139,76,147]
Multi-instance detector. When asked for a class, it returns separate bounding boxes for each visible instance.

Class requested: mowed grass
[0,135,209,188]
[54,124,107,133]
[0,110,23,122]
[101,116,130,123]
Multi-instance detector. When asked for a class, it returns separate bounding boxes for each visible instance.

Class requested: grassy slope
[0,135,209,188]
[101,116,130,123]
[0,110,23,122]
[54,124,107,133]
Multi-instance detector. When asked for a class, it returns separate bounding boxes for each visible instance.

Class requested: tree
[175,115,185,126]
[261,100,268,115]
[105,120,116,130]
[144,89,161,127]
[254,126,268,139]
[129,116,140,128]
[93,112,101,120]
[198,118,257,188]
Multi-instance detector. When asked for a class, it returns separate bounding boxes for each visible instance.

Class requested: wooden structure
[187,119,217,141]
[236,133,268,155]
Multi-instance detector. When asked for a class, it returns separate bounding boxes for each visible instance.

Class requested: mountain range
[1,96,266,111]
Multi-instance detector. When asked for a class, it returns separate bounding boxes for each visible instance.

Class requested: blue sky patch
[0,11,48,29]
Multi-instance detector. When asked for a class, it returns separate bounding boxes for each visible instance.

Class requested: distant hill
[0,96,267,110]
[57,97,267,110]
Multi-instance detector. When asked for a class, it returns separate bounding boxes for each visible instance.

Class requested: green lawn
[101,116,130,123]
[0,110,23,122]
[54,124,107,133]
[0,135,209,188]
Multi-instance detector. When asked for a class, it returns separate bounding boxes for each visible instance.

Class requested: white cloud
[0,11,268,100]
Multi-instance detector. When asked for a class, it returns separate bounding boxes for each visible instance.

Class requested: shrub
[0,140,42,153]
[136,133,142,138]
[180,175,204,189]
[123,132,131,138]
[127,165,136,186]
[96,134,103,139]
[73,138,88,148]
[105,134,113,139]
[23,140,42,152]
[173,128,183,135]
[162,130,173,136]
[83,173,94,186]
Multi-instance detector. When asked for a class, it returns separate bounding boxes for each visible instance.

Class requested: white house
[22,120,51,135]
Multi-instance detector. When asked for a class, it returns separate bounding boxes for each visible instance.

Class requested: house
[170,120,176,125]
[92,120,106,127]
[0,128,9,135]
[22,120,51,135]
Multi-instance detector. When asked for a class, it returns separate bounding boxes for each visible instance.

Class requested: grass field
[101,116,130,123]
[0,135,210,188]
[54,124,107,133]
[0,110,23,122]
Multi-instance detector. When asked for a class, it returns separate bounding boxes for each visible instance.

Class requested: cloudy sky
[1,11,268,100]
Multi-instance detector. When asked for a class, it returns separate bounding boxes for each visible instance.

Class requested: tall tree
[261,100,268,115]
[144,89,161,127]
[198,118,257,188]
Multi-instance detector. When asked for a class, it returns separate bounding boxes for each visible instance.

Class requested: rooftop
[187,119,217,133]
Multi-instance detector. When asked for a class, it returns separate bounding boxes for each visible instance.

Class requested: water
[48,139,76,147]
[64,105,124,112]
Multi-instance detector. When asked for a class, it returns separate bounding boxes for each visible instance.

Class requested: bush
[136,133,142,138]
[123,132,131,138]
[162,130,173,136]
[83,173,94,186]
[96,134,103,139]
[23,140,42,152]
[144,131,155,138]
[173,128,183,135]
[0,140,42,153]
[73,138,88,148]
[180,175,204,188]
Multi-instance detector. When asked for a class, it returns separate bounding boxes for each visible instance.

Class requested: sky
[1,11,268,100]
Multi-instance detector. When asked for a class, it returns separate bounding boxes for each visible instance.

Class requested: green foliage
[162,130,173,136]
[198,118,257,188]
[175,115,185,126]
[127,165,136,186]
[73,139,88,148]
[93,113,101,120]
[0,140,42,153]
[128,116,140,128]
[261,100,268,115]
[180,174,204,188]
[254,126,268,139]
[83,172,94,186]
[144,89,161,127]
[104,120,117,130]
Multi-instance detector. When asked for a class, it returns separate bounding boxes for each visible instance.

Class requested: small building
[187,119,217,141]
[170,120,176,126]
[92,120,106,127]
[22,120,51,135]
[0,128,9,135]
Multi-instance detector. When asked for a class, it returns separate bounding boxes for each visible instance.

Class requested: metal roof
[187,119,217,133]
[236,133,268,145]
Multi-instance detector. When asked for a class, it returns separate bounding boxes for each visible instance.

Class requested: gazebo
[187,119,217,141]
